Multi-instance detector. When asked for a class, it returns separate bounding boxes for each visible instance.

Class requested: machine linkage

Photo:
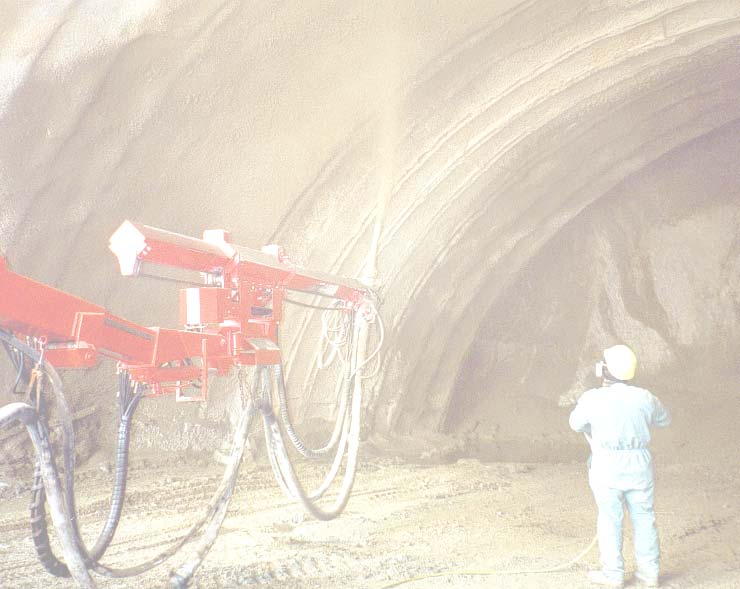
[0,221,379,588]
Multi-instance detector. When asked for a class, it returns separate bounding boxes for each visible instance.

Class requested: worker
[569,344,671,588]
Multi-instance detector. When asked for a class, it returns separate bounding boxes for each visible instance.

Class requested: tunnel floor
[0,452,737,589]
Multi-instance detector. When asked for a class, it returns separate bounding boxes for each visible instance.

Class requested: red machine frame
[0,221,369,401]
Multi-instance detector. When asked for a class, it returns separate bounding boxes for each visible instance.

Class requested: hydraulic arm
[0,220,370,399]
[0,220,380,589]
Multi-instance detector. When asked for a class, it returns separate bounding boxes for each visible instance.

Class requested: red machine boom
[0,221,369,400]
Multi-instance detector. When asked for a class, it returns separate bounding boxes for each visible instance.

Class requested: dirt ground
[1,445,738,589]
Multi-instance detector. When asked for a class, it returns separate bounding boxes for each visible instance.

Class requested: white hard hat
[603,344,637,381]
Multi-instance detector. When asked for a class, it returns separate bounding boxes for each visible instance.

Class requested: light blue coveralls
[569,383,671,583]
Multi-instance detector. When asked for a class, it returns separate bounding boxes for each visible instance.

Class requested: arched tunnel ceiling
[446,119,740,454]
[1,0,739,450]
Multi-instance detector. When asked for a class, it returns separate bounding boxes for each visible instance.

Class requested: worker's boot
[635,571,660,587]
[587,570,625,587]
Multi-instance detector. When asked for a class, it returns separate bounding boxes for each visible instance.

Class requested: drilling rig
[0,221,381,589]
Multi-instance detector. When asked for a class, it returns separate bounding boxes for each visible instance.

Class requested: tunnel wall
[444,121,740,462]
[1,0,739,458]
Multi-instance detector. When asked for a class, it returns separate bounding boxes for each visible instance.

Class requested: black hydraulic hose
[90,398,255,579]
[274,312,355,460]
[26,373,257,580]
[0,402,96,589]
[0,328,258,587]
[271,363,352,502]
[0,327,258,581]
[0,331,82,537]
[2,339,19,368]
[30,383,141,577]
[260,399,349,521]
[3,338,27,393]
[89,374,256,579]
[0,331,80,534]
[258,354,363,521]
[275,360,350,459]
[39,381,253,580]
[0,329,127,580]
[87,372,141,558]
[266,314,358,504]
[169,398,254,588]
[259,367,297,500]
[283,296,346,311]
[94,386,140,555]
[29,467,70,576]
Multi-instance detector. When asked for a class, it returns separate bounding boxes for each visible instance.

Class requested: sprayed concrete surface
[2,0,740,588]
[2,0,740,440]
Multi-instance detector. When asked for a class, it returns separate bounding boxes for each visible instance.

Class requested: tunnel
[1,1,739,588]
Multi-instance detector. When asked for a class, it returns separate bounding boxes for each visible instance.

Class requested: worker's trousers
[589,478,660,582]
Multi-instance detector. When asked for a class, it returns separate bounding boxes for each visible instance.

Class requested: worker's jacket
[569,383,671,490]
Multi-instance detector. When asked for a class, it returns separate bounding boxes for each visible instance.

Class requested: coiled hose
[258,316,364,521]
[77,384,256,579]
[2,338,26,393]
[29,370,141,577]
[272,363,352,502]
[1,329,257,584]
[275,345,351,460]
[169,396,254,588]
[83,405,253,579]
[268,307,356,505]
[274,308,355,460]
[0,330,81,537]
[0,401,96,589]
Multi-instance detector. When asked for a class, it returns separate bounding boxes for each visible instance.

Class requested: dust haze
[1,1,739,588]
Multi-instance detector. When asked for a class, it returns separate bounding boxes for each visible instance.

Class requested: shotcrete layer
[1,0,740,459]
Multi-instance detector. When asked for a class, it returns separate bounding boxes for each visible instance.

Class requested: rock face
[445,124,740,461]
[1,0,740,461]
